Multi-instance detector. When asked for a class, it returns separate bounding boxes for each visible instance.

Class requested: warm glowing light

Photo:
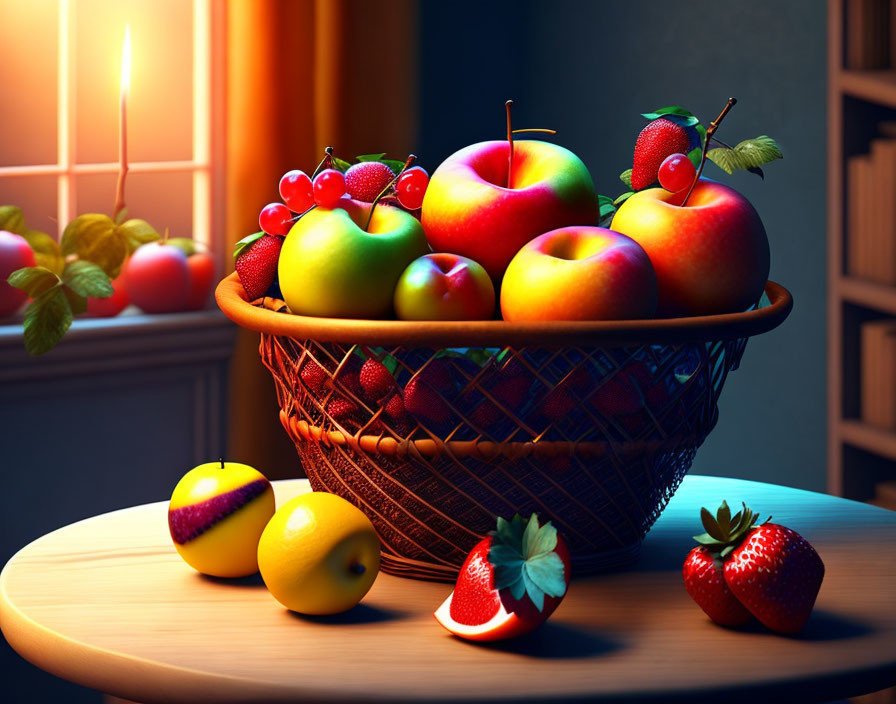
[120,25,131,94]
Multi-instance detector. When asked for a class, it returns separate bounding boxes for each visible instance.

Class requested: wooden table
[1,476,895,703]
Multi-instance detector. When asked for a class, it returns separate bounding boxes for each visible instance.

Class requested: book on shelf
[861,319,896,430]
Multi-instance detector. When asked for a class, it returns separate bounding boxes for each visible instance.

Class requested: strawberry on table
[684,501,825,634]
[434,514,571,642]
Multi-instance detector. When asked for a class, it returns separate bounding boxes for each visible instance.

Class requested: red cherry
[313,169,347,208]
[279,170,314,213]
[658,153,697,194]
[258,202,293,236]
[395,166,429,210]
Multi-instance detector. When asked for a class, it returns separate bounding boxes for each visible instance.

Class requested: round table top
[1,476,895,704]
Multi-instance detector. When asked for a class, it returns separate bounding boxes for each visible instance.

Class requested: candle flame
[120,25,131,94]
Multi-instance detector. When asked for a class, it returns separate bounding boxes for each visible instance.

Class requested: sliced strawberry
[683,545,752,626]
[434,514,571,642]
[632,118,691,191]
[235,234,283,301]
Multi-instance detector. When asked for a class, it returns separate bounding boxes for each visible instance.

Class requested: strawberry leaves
[641,105,700,127]
[693,500,761,558]
[490,514,567,612]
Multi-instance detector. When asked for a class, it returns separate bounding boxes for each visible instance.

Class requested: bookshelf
[828,0,896,512]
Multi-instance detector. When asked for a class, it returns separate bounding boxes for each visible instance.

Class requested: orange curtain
[225,0,419,479]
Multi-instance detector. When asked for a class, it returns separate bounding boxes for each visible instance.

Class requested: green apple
[279,200,429,318]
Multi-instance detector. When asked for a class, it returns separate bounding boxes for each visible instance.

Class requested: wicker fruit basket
[216,273,792,581]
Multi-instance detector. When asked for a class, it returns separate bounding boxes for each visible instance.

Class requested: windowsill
[0,306,239,382]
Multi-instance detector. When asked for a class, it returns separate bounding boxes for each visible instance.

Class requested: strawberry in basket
[683,501,825,634]
[434,513,570,641]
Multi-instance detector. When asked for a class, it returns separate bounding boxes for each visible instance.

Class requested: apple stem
[681,97,737,206]
[311,146,335,179]
[162,226,169,244]
[363,154,417,231]
[505,99,514,188]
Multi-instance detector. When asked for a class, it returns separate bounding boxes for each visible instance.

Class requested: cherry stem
[681,97,737,207]
[364,154,417,231]
[311,146,335,179]
[506,100,514,188]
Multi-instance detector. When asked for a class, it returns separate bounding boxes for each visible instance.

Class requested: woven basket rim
[216,272,792,347]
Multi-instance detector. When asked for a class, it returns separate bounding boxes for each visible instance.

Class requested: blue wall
[419,0,827,491]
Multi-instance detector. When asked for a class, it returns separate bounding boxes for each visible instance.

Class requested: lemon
[257,491,381,615]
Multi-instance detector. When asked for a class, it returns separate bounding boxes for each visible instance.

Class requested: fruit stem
[219,457,224,469]
[681,97,737,206]
[162,226,169,244]
[311,146,335,179]
[363,154,417,231]
[505,99,514,188]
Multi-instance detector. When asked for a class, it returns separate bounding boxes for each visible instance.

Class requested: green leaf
[118,218,160,253]
[641,106,699,127]
[717,501,731,535]
[0,205,26,234]
[613,191,634,207]
[234,231,265,261]
[521,570,546,611]
[21,229,63,273]
[64,287,87,315]
[356,153,387,162]
[22,286,72,356]
[701,507,725,541]
[522,515,558,558]
[166,237,197,257]
[706,136,783,175]
[331,157,352,173]
[61,214,128,278]
[62,260,113,298]
[381,354,398,375]
[619,169,633,189]
[687,147,703,170]
[7,266,62,298]
[524,551,568,599]
[597,194,616,221]
[381,160,405,173]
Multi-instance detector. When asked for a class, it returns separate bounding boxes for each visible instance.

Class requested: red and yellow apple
[279,200,428,318]
[125,239,215,314]
[610,179,770,317]
[500,226,657,322]
[0,230,36,317]
[421,140,599,280]
[394,252,495,321]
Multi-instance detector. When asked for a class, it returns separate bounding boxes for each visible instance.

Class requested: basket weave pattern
[261,334,748,581]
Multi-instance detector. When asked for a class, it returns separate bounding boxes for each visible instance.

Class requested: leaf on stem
[23,286,72,356]
[706,135,783,175]
[0,205,26,233]
[61,214,128,278]
[233,231,265,261]
[118,218,160,253]
[640,106,699,127]
[619,169,633,189]
[356,153,387,162]
[331,157,352,173]
[7,266,62,298]
[62,260,114,299]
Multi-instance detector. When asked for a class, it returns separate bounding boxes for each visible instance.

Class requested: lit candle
[113,25,130,220]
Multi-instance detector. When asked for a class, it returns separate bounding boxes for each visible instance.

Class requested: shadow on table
[459,620,621,659]
[288,602,409,625]
[198,572,267,588]
[717,608,873,642]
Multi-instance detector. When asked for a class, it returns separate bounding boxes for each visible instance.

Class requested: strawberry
[687,501,825,634]
[631,118,691,191]
[334,356,364,400]
[360,358,395,401]
[683,545,753,627]
[590,360,653,417]
[383,391,407,420]
[299,358,328,394]
[434,514,571,641]
[724,522,825,634]
[344,162,395,203]
[326,397,359,424]
[235,234,283,301]
[404,359,456,426]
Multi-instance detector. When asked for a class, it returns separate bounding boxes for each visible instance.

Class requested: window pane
[0,177,58,237]
[0,1,58,167]
[75,0,193,165]
[76,171,193,239]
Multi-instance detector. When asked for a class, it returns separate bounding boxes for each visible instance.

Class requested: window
[0,0,224,269]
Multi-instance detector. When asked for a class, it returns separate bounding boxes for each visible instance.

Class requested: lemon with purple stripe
[168,460,275,578]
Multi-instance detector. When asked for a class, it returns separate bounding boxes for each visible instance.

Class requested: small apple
[125,238,215,314]
[421,140,599,280]
[0,230,36,317]
[278,199,429,318]
[394,252,495,321]
[86,272,129,317]
[500,226,657,322]
[610,179,770,317]
[168,459,275,578]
